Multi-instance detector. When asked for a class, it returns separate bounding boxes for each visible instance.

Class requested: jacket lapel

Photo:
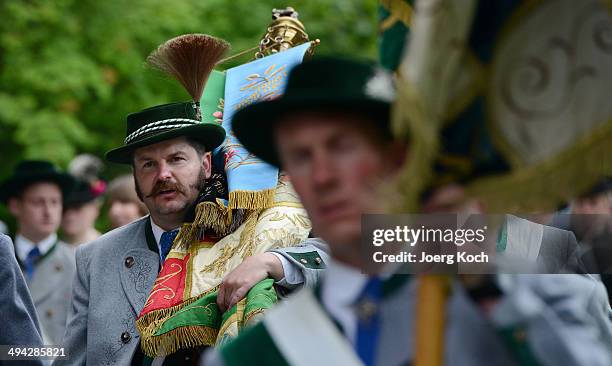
[119,218,160,314]
[29,243,64,305]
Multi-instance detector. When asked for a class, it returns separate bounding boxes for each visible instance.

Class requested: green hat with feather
[106,34,228,164]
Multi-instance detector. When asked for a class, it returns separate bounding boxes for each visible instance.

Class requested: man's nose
[311,153,335,187]
[158,161,173,180]
[42,201,53,216]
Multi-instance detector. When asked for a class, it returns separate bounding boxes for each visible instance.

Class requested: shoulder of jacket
[79,216,150,256]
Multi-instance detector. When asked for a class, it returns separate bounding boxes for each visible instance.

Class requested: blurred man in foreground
[206,57,612,366]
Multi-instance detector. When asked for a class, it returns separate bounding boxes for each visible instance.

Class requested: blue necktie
[24,247,41,280]
[159,230,178,264]
[355,277,382,366]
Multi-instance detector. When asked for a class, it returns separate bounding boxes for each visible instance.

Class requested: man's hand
[217,252,284,312]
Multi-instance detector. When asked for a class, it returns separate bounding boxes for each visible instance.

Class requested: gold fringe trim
[136,285,219,357]
[174,200,236,249]
[228,189,276,210]
[174,189,274,249]
[140,325,218,358]
[466,119,612,213]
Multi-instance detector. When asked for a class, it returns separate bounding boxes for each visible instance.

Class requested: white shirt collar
[322,258,369,307]
[320,259,369,345]
[15,233,58,263]
[149,219,165,248]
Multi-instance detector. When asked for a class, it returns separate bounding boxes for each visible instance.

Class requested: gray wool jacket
[0,234,44,366]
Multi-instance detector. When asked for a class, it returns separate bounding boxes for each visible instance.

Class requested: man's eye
[142,161,154,169]
[334,137,354,152]
[287,152,310,168]
[170,156,185,163]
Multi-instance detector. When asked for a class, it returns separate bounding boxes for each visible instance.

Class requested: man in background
[0,160,76,345]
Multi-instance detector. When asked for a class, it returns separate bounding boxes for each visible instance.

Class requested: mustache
[145,180,185,198]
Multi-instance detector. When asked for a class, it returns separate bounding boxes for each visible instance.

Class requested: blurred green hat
[232,56,395,167]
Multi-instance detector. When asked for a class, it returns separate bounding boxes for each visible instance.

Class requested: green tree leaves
[0,0,376,173]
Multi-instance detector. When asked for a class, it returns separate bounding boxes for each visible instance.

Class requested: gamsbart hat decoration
[105,34,229,164]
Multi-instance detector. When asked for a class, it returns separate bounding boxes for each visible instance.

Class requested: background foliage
[0,0,378,230]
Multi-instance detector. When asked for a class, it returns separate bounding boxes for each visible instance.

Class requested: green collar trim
[382,272,412,298]
[14,239,59,269]
[496,219,508,253]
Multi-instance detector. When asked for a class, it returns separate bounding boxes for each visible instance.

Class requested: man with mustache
[57,102,327,364]
[58,38,326,364]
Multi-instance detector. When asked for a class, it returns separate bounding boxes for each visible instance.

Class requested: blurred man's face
[9,182,63,242]
[133,137,210,229]
[108,200,145,229]
[275,111,399,262]
[62,202,100,237]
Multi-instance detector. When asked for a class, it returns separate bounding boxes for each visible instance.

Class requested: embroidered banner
[221,42,313,208]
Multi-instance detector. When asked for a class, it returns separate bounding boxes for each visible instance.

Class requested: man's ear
[202,152,212,179]
[8,197,21,217]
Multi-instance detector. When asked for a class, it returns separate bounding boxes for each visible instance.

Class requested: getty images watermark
[372,224,489,265]
[360,214,610,275]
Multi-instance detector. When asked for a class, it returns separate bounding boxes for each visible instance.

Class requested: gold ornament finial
[256,7,310,58]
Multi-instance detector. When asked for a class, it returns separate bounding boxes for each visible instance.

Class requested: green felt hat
[231,57,395,167]
[105,101,226,164]
[0,160,76,203]
[106,34,230,165]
